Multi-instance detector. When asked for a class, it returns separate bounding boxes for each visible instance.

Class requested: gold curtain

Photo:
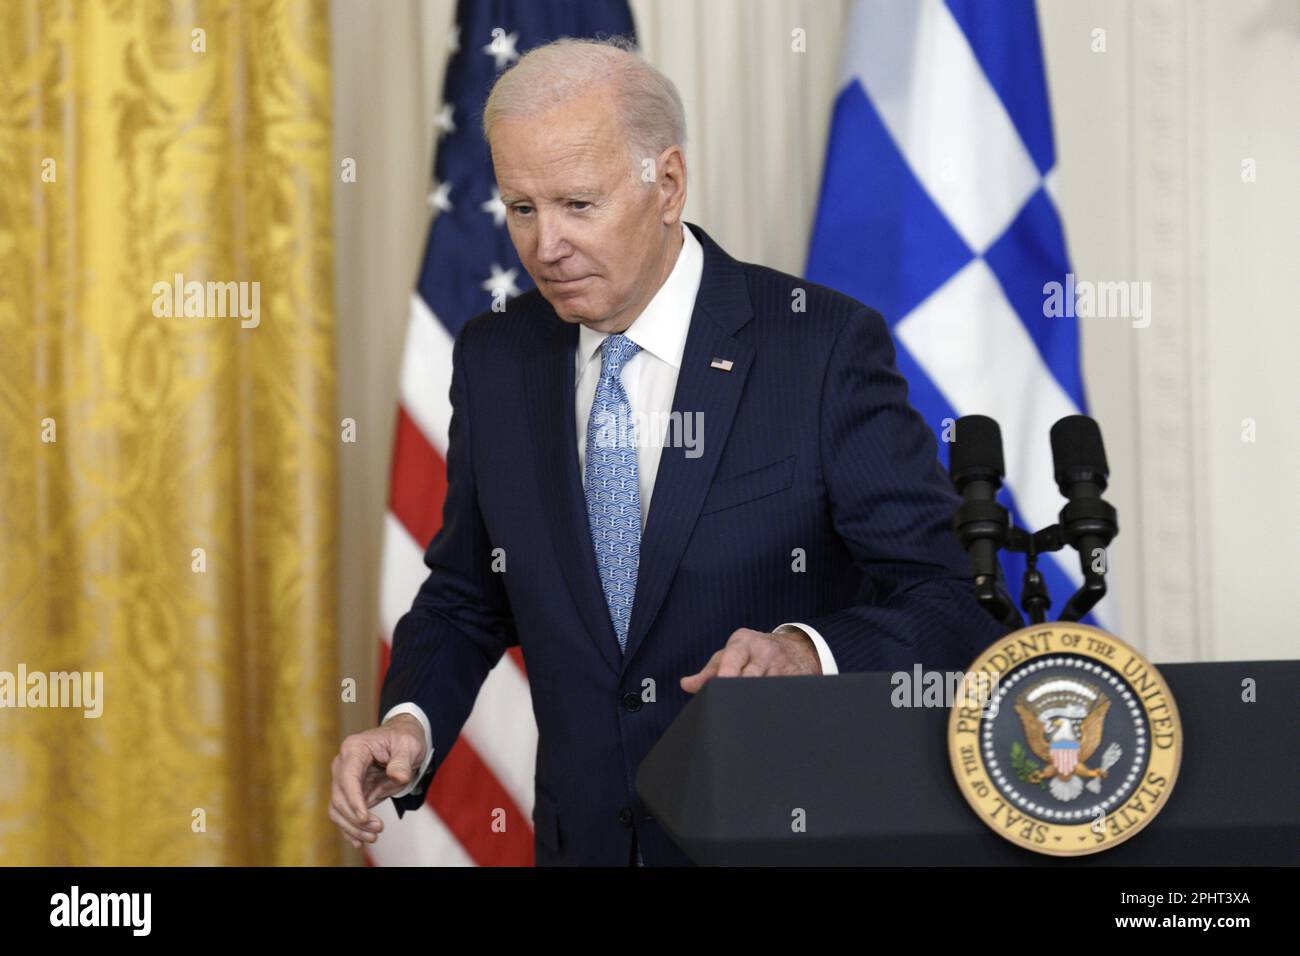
[0,0,338,865]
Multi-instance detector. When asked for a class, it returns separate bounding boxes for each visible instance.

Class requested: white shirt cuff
[381,702,435,799]
[775,623,839,676]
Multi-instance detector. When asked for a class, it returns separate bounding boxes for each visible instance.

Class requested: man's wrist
[772,625,823,674]
[773,622,839,675]
[384,712,425,743]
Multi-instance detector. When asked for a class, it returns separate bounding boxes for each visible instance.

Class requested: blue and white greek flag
[807,0,1110,628]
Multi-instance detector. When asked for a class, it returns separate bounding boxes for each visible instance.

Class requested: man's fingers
[385,728,427,783]
[382,719,430,789]
[681,650,723,693]
[332,774,381,830]
[363,781,400,810]
[329,801,378,846]
[682,636,761,691]
[716,640,753,678]
[363,768,408,808]
[740,660,766,677]
[329,795,376,839]
[330,777,356,826]
[338,744,375,823]
[357,766,397,821]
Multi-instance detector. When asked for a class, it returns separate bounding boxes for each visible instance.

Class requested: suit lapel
[620,223,755,671]
[524,313,624,676]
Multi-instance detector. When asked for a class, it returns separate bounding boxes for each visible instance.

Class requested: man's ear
[656,144,687,220]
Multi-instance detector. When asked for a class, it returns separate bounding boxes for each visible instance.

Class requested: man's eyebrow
[500,189,603,204]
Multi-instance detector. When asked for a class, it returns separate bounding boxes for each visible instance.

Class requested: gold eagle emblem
[1014,678,1123,802]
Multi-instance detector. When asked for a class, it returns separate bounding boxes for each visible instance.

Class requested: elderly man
[330,37,1008,867]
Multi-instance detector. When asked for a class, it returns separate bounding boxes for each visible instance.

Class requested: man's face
[491,85,683,332]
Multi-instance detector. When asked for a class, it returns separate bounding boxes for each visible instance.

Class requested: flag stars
[483,28,520,71]
[482,264,522,300]
[481,186,507,227]
[428,179,453,215]
[434,103,456,139]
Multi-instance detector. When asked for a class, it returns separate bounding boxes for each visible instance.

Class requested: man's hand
[680,626,822,694]
[328,713,428,849]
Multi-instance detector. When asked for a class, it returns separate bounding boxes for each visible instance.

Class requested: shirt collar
[576,222,703,375]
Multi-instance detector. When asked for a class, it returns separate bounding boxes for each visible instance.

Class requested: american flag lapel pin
[709,357,734,372]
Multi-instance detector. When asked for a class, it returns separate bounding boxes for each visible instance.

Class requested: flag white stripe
[380,511,434,638]
[368,799,475,867]
[840,0,1040,253]
[461,660,537,820]
[402,294,455,457]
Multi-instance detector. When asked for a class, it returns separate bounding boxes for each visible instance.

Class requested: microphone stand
[1005,525,1056,624]
[1001,522,1107,624]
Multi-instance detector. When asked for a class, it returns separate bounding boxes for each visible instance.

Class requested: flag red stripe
[426,737,535,866]
[389,405,447,547]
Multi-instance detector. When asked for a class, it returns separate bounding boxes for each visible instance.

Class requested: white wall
[331,0,1299,668]
[1039,0,1300,661]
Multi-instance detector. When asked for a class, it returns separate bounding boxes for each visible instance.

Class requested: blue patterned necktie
[584,333,647,865]
[584,333,642,654]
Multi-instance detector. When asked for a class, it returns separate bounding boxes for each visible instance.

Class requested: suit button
[618,807,634,828]
[621,692,642,712]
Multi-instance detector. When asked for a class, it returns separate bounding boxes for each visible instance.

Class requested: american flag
[370,0,636,866]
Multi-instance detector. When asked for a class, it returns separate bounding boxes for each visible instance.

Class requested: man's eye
[511,205,532,216]
[570,201,591,211]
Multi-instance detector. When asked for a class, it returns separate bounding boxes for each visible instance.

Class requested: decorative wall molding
[1128,0,1211,661]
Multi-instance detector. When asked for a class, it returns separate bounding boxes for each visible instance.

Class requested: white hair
[481,36,687,172]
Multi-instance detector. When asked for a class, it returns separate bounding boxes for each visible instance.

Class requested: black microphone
[1050,415,1119,621]
[950,416,1022,629]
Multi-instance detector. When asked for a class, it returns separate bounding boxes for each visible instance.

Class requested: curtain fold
[0,0,338,865]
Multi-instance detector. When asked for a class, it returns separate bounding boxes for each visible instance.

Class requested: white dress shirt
[384,222,837,798]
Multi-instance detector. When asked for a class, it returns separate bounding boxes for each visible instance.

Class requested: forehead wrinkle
[496,140,622,202]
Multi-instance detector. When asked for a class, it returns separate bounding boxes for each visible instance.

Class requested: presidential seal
[947,623,1181,856]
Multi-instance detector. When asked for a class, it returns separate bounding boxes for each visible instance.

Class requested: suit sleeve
[378,322,518,816]
[801,307,1012,671]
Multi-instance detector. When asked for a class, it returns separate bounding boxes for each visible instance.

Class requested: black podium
[636,661,1299,865]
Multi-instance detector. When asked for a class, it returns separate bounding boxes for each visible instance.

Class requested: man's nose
[535,210,570,262]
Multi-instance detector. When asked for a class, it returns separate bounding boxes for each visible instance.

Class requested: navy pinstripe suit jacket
[380,221,1010,866]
